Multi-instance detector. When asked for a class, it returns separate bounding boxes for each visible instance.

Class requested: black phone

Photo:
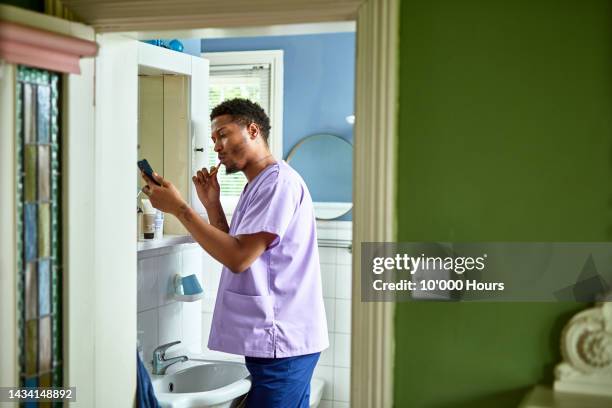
[137,159,162,186]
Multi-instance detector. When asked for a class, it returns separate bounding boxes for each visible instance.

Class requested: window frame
[202,50,284,215]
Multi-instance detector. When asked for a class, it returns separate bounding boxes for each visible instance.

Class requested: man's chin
[225,165,240,175]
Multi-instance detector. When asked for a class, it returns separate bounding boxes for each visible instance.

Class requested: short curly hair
[210,98,271,144]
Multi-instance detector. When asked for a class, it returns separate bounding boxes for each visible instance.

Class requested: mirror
[286,134,352,220]
[137,73,191,234]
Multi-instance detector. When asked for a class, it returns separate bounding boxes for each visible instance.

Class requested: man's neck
[243,152,277,182]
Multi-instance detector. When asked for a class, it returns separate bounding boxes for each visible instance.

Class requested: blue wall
[181,39,202,57]
[202,33,355,220]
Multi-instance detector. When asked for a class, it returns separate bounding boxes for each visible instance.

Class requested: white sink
[152,361,251,408]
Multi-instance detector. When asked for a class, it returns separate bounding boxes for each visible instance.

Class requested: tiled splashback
[137,244,204,363]
[136,220,352,406]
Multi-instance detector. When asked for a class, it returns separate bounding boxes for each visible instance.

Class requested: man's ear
[247,122,259,140]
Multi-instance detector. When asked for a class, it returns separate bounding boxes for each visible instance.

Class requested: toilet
[309,378,324,407]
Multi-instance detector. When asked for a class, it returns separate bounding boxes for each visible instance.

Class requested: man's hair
[210,98,271,143]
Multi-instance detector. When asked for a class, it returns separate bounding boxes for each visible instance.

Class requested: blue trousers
[245,352,320,408]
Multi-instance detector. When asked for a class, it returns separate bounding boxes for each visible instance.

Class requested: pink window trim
[0,20,98,74]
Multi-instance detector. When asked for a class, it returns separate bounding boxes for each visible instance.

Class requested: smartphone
[137,159,162,186]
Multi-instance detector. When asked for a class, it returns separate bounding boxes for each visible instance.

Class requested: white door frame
[93,0,399,406]
[352,1,398,405]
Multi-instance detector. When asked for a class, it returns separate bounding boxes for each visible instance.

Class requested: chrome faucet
[152,340,188,375]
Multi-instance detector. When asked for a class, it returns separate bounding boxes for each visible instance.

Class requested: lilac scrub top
[207,160,329,358]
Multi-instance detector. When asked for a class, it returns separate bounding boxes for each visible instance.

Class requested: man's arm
[142,171,274,273]
[205,202,230,233]
[175,204,275,273]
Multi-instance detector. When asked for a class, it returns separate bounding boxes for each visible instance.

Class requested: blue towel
[137,351,161,408]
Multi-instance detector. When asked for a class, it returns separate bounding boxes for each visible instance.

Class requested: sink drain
[169,382,174,392]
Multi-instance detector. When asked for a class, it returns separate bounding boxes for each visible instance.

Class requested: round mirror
[286,134,352,220]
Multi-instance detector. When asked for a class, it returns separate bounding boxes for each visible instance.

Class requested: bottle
[141,199,155,240]
[154,210,164,240]
[137,207,143,240]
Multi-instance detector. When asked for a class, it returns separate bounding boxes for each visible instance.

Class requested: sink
[152,361,251,408]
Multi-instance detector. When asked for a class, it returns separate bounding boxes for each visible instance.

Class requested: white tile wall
[137,243,204,364]
[157,251,181,306]
[314,220,353,407]
[137,257,158,312]
[333,367,351,402]
[137,308,158,362]
[158,302,182,345]
[334,334,351,368]
[334,299,352,334]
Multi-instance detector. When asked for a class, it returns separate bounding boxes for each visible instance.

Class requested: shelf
[137,234,195,253]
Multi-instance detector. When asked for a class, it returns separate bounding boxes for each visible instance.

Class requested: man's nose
[214,140,222,152]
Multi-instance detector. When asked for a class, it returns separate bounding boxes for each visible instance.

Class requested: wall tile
[333,367,350,402]
[137,309,158,363]
[158,302,182,346]
[202,293,216,314]
[319,401,333,408]
[319,247,337,264]
[200,254,212,310]
[334,263,351,300]
[334,299,351,334]
[335,221,352,241]
[323,297,335,332]
[182,246,203,280]
[202,253,222,313]
[334,333,351,368]
[313,364,334,401]
[138,256,159,312]
[316,223,337,241]
[333,401,350,408]
[157,251,182,306]
[182,300,202,353]
[319,332,334,366]
[320,263,336,298]
[208,260,222,292]
[201,312,213,349]
[336,247,351,265]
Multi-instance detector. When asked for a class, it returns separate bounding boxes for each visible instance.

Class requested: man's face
[210,114,253,174]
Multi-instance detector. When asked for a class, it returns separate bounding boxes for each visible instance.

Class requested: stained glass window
[16,66,63,405]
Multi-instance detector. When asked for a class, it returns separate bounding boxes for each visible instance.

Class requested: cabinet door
[190,56,210,215]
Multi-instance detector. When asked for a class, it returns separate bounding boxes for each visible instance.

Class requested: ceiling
[61,0,363,33]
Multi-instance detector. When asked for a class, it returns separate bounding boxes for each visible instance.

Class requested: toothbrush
[209,161,221,177]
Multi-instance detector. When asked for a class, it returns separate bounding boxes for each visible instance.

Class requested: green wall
[394,1,612,407]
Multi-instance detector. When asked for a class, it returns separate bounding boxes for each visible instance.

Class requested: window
[203,50,283,214]
[16,66,63,389]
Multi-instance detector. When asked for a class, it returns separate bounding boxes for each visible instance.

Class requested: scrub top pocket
[220,290,275,354]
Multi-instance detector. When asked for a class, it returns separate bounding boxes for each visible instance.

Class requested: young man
[141,98,328,407]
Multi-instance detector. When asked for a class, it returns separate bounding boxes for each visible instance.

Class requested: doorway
[89,1,398,407]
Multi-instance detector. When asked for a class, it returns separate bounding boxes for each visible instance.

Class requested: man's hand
[140,171,187,216]
[193,166,221,210]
